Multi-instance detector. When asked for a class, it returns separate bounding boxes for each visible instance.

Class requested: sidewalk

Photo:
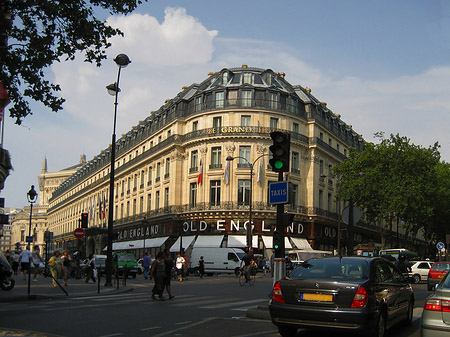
[0,274,133,303]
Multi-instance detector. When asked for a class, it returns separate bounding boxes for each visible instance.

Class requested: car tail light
[351,286,368,308]
[272,281,285,303]
[424,299,450,312]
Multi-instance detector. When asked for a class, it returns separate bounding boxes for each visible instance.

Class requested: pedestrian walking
[19,246,32,280]
[85,253,97,283]
[11,251,20,275]
[31,245,42,281]
[61,250,72,286]
[163,249,174,299]
[150,252,166,301]
[48,250,63,287]
[176,253,185,282]
[198,256,205,278]
[142,251,151,280]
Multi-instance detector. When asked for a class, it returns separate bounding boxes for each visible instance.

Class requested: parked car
[421,269,450,336]
[427,262,450,291]
[269,256,414,337]
[409,260,433,284]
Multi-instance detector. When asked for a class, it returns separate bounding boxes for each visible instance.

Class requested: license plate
[300,293,333,302]
[438,275,444,279]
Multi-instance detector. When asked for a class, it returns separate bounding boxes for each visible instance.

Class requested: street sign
[25,236,34,243]
[342,206,362,225]
[269,181,289,204]
[437,242,445,250]
[74,228,85,239]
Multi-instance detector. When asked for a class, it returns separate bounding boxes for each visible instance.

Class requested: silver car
[421,270,450,336]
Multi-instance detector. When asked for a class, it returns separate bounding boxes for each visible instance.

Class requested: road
[0,274,429,337]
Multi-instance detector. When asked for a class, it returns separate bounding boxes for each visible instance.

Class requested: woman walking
[48,250,62,287]
[150,252,166,301]
[61,250,72,286]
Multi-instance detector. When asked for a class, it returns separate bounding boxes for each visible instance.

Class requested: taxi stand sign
[269,181,289,204]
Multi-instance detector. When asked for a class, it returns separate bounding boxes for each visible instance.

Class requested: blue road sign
[437,242,445,250]
[26,236,34,243]
[269,181,289,204]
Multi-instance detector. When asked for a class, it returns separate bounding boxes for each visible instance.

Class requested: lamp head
[114,54,131,68]
[226,156,234,161]
[27,185,38,203]
[106,83,120,96]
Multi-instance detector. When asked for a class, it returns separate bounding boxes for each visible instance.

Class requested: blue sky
[3,0,450,209]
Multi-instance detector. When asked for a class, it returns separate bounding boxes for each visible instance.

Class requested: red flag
[102,194,106,219]
[197,159,203,184]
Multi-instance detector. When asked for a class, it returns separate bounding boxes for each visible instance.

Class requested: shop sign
[182,219,304,234]
[118,225,159,240]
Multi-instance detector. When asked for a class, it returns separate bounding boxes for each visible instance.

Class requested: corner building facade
[48,65,380,258]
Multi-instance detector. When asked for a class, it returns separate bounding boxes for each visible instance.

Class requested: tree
[334,133,442,249]
[0,0,146,124]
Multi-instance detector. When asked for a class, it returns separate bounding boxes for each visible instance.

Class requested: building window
[133,174,138,191]
[192,121,198,131]
[228,90,238,105]
[140,196,144,213]
[190,182,197,207]
[319,190,323,209]
[126,201,130,217]
[156,163,161,181]
[238,179,250,206]
[238,146,251,167]
[158,135,162,143]
[222,72,228,84]
[319,160,324,175]
[241,115,251,126]
[210,180,221,207]
[242,90,252,107]
[190,150,198,172]
[213,116,222,129]
[344,148,347,157]
[327,193,332,212]
[164,188,169,208]
[147,193,151,212]
[328,138,332,147]
[165,158,170,178]
[215,92,224,108]
[270,117,278,129]
[291,152,299,173]
[211,146,222,168]
[293,122,299,133]
[120,203,124,218]
[167,130,171,138]
[195,96,202,112]
[320,132,323,140]
[336,144,340,152]
[148,167,153,185]
[132,199,136,216]
[269,92,278,109]
[140,170,145,189]
[155,191,160,209]
[121,180,125,196]
[291,184,298,208]
[127,177,131,194]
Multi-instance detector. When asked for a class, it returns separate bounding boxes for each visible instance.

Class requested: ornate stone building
[45,65,417,258]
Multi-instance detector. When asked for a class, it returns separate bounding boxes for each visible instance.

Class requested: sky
[3,0,450,209]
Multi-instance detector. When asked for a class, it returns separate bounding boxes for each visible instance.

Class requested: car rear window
[431,263,450,271]
[289,259,369,280]
[118,255,136,262]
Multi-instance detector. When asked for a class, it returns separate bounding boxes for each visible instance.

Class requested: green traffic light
[274,244,279,249]
[274,160,284,169]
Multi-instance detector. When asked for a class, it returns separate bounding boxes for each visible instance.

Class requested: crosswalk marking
[201,299,267,309]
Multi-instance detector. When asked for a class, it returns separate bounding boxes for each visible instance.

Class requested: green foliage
[334,133,447,241]
[1,0,146,124]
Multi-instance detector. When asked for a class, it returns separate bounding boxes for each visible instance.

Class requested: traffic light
[81,213,89,228]
[269,131,290,173]
[273,229,284,257]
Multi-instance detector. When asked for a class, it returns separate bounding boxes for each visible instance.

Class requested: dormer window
[243,73,252,84]
[222,72,228,84]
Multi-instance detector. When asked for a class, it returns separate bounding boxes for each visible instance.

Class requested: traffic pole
[273,171,285,285]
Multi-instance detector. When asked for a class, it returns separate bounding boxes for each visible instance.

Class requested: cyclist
[240,250,254,283]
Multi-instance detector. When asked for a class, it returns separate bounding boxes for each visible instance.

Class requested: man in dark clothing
[395,253,411,274]
[240,251,253,282]
[163,249,174,299]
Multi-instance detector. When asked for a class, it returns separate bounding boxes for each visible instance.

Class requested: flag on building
[102,193,106,219]
[223,160,230,185]
[198,159,203,184]
[257,159,263,184]
[99,196,102,220]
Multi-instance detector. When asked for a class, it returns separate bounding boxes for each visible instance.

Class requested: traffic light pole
[273,171,285,284]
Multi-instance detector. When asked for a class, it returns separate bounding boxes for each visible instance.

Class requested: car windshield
[432,263,450,271]
[289,258,369,280]
[118,255,136,262]
[95,258,106,265]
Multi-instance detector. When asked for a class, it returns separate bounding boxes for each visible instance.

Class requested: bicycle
[238,267,255,286]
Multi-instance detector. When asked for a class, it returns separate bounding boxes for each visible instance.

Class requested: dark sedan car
[269,256,414,337]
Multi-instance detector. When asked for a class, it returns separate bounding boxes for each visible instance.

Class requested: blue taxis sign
[269,181,289,204]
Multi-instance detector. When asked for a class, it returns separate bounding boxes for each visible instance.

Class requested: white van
[188,248,245,276]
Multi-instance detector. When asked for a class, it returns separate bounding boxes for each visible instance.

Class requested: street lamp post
[26,185,37,297]
[226,154,266,252]
[105,54,131,287]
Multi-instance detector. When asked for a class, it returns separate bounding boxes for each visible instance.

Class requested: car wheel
[372,312,386,337]
[413,274,420,284]
[403,298,413,326]
[277,325,297,337]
